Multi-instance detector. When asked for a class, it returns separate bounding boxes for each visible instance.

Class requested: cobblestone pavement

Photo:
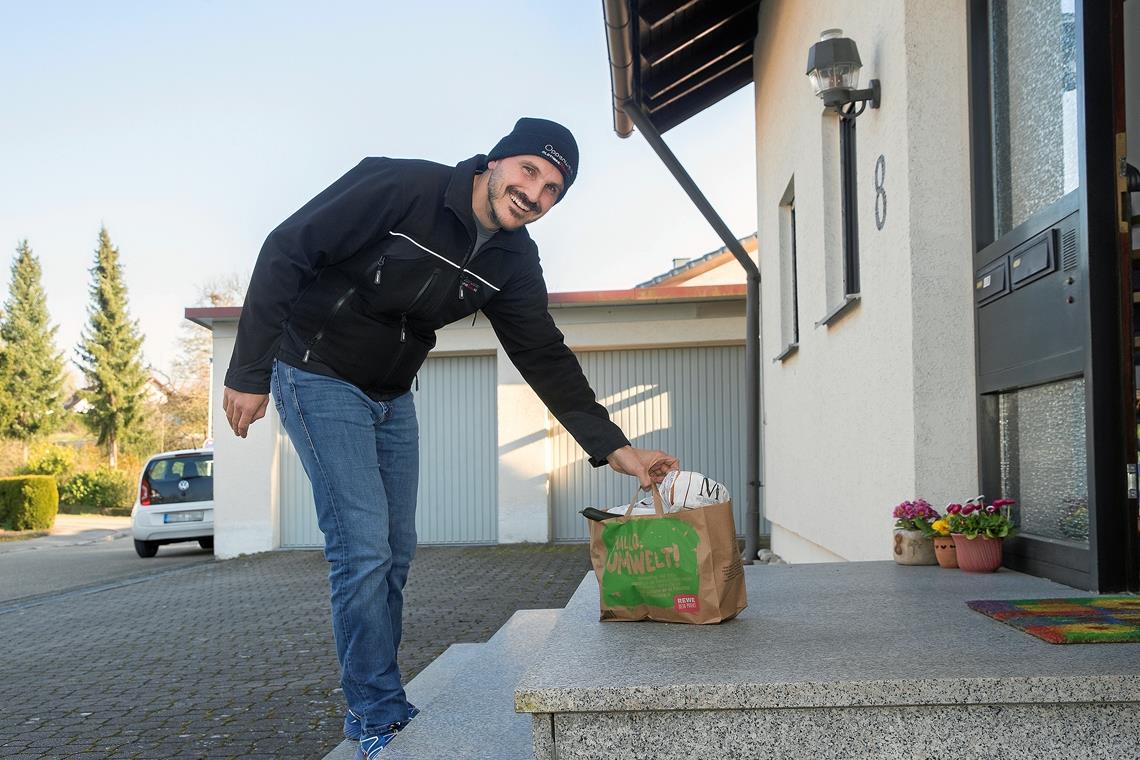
[0,544,592,759]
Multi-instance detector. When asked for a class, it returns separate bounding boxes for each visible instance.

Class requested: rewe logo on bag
[673,594,700,613]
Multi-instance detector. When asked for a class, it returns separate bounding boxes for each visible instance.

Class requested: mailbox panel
[1010,231,1056,289]
[975,259,1009,306]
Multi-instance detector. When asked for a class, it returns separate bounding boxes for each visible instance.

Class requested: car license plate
[164,511,204,524]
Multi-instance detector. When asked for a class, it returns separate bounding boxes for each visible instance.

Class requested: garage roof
[604,0,761,137]
[184,284,746,329]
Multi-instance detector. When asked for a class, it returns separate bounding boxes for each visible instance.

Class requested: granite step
[516,563,1140,759]
[322,642,484,760]
[324,608,561,760]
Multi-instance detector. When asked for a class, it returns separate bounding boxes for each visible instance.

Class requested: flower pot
[932,535,958,568]
[952,533,1003,573]
[893,529,937,565]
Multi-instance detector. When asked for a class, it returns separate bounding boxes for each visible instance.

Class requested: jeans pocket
[271,361,287,422]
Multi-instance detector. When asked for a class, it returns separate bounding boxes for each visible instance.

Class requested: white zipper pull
[302,349,311,363]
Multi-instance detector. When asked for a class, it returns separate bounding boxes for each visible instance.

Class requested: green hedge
[0,475,59,531]
[21,445,77,480]
[60,467,133,511]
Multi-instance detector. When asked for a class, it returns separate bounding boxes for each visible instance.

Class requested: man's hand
[222,387,270,439]
[606,445,680,489]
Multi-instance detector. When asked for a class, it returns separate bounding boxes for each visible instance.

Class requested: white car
[131,448,214,558]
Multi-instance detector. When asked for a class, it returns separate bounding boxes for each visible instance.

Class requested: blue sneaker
[352,723,402,759]
[344,704,419,741]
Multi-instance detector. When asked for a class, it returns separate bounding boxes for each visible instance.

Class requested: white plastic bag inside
[605,470,730,516]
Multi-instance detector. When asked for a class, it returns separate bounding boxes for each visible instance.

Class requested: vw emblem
[178,479,190,492]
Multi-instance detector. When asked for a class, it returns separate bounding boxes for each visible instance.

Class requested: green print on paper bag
[600,517,700,608]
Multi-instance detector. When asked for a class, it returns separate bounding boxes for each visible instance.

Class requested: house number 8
[874,154,887,230]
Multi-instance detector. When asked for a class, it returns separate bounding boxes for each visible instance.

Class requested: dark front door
[968,0,1135,591]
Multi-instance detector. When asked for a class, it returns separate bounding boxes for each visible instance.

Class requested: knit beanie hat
[487,117,578,200]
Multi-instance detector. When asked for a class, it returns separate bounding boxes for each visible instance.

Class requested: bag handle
[624,482,666,518]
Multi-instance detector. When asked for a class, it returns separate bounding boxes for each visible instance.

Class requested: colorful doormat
[967,597,1140,644]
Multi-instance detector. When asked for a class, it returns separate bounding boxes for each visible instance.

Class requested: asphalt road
[0,515,215,607]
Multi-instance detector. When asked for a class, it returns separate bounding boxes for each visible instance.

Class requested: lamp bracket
[829,79,881,118]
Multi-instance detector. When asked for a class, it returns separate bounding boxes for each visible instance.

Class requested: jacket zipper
[457,238,481,301]
[303,286,357,363]
[399,268,440,343]
[371,266,440,389]
[373,256,388,285]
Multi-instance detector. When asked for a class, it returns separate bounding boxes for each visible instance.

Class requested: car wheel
[198,538,214,551]
[134,539,158,558]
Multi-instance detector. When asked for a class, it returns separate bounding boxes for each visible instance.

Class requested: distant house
[66,375,173,413]
[62,392,91,416]
[636,234,757,288]
[143,376,173,405]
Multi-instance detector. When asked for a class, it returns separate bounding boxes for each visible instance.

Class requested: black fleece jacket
[225,154,629,466]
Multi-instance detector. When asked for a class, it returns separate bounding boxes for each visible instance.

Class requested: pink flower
[962,504,975,515]
[993,498,1016,508]
[946,504,962,515]
[985,505,998,514]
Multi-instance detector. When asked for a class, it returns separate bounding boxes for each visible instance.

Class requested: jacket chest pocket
[431,273,497,327]
[357,252,445,317]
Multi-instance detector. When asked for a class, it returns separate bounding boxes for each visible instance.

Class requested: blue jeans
[272,360,419,732]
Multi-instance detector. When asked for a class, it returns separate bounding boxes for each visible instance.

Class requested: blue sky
[0,1,757,379]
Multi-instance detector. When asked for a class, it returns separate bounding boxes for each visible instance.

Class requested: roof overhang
[183,284,746,330]
[185,306,242,329]
[603,0,761,137]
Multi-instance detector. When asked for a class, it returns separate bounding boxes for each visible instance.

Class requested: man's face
[483,155,564,230]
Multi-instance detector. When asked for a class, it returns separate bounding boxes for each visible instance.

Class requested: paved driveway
[0,544,591,759]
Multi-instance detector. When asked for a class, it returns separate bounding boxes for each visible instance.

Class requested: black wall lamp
[807,29,881,317]
[806,28,881,115]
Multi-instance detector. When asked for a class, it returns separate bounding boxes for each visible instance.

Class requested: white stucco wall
[210,323,282,559]
[753,0,977,562]
[207,296,746,555]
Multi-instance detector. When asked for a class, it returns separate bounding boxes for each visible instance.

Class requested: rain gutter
[603,0,764,564]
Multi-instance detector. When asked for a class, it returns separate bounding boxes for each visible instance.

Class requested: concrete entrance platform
[516,562,1140,759]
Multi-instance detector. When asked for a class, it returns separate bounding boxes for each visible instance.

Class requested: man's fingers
[222,389,270,437]
[251,396,270,423]
[647,453,679,477]
[237,398,266,437]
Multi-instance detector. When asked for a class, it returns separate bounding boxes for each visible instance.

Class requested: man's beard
[486,165,536,229]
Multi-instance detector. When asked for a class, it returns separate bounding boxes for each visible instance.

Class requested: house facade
[602,0,1139,590]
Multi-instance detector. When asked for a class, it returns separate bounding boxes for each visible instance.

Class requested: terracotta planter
[932,535,958,568]
[893,529,937,565]
[952,533,1003,573]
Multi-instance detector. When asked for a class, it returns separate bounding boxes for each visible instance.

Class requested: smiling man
[221,117,678,758]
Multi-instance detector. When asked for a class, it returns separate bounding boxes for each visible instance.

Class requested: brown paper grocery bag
[586,485,747,624]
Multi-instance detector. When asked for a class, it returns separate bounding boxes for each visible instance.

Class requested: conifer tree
[75,226,148,467]
[0,240,66,461]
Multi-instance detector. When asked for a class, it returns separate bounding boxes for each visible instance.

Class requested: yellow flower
[931,519,951,536]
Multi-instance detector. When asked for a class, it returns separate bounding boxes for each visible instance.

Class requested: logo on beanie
[541,144,574,178]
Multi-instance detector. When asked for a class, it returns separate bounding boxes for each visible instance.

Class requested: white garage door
[550,345,748,542]
[279,354,498,547]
